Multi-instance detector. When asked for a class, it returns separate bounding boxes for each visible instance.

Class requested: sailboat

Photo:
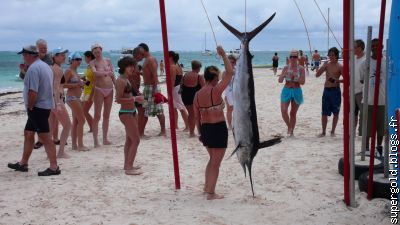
[201,33,213,56]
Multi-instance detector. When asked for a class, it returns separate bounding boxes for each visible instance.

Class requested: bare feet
[94,140,100,148]
[133,165,141,170]
[77,146,90,151]
[103,140,112,145]
[182,127,189,132]
[189,133,196,138]
[72,145,78,150]
[317,133,326,138]
[330,132,336,137]
[125,169,143,175]
[207,193,224,200]
[57,152,70,159]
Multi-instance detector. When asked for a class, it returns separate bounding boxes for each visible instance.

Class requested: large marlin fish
[218,13,281,196]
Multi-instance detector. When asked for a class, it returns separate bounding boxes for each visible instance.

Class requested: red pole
[159,0,181,189]
[343,0,350,206]
[367,0,386,200]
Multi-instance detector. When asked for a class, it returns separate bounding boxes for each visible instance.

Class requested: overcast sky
[0,0,393,52]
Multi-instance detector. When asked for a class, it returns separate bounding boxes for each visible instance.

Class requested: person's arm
[298,66,306,85]
[215,46,233,95]
[360,61,366,84]
[316,61,328,77]
[193,93,202,139]
[107,59,116,85]
[199,75,206,87]
[170,64,176,87]
[278,66,288,83]
[151,58,159,92]
[88,71,96,101]
[28,90,37,110]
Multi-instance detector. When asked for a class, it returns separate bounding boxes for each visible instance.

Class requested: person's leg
[137,106,145,136]
[179,109,189,131]
[70,101,88,150]
[20,130,35,165]
[186,105,196,137]
[205,148,226,200]
[331,114,339,136]
[124,116,141,175]
[82,99,94,132]
[319,116,328,137]
[102,91,113,145]
[204,148,211,193]
[157,114,166,136]
[92,91,104,147]
[38,132,58,170]
[49,111,59,142]
[225,99,233,130]
[55,105,71,157]
[68,105,78,150]
[280,102,290,134]
[289,101,300,135]
[119,115,131,169]
[174,108,179,129]
[141,116,149,137]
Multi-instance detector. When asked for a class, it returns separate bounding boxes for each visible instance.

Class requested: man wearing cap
[138,43,166,137]
[7,45,60,176]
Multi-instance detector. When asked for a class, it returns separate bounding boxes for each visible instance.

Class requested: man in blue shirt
[7,45,60,176]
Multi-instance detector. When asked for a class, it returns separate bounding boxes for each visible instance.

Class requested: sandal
[34,141,43,149]
[53,140,68,145]
[7,162,28,172]
[38,167,61,176]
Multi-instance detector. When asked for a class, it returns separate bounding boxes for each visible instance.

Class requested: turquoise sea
[0,50,324,93]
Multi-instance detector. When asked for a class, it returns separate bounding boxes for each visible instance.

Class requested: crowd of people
[6,37,386,200]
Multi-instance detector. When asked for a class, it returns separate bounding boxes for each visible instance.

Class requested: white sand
[0,68,391,225]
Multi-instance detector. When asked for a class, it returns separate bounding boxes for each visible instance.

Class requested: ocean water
[0,50,322,93]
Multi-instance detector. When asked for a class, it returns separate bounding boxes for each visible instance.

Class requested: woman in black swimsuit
[181,60,205,137]
[115,57,144,175]
[193,46,233,200]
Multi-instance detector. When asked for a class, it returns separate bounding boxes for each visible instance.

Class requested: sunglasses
[290,56,298,59]
[73,58,82,61]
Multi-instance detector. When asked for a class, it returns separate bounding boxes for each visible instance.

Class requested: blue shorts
[322,87,341,116]
[314,61,320,67]
[281,87,303,105]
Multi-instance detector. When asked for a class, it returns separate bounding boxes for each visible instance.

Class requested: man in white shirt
[360,38,386,157]
[353,39,366,135]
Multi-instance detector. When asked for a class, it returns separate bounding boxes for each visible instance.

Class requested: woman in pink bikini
[90,44,116,147]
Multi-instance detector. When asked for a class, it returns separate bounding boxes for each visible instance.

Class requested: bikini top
[60,75,65,84]
[285,65,301,82]
[197,88,225,112]
[182,75,201,91]
[69,74,81,84]
[124,79,133,94]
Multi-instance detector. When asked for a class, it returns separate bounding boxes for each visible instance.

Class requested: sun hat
[91,43,102,51]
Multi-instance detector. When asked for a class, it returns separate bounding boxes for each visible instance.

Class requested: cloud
[0,0,392,51]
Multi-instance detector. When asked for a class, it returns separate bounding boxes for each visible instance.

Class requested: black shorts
[200,121,228,148]
[25,107,51,133]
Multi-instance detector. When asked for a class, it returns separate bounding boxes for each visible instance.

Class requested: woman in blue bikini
[64,52,89,151]
[278,50,305,136]
[115,56,144,175]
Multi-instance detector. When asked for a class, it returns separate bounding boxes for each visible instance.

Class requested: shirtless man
[316,47,343,137]
[138,43,166,136]
[131,46,146,136]
[311,50,321,71]
[90,43,116,147]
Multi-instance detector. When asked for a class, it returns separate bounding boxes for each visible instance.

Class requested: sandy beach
[0,68,391,225]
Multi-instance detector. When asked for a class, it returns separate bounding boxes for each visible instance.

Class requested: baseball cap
[91,43,102,51]
[17,45,38,55]
[69,51,82,60]
[51,47,68,55]
[290,49,299,57]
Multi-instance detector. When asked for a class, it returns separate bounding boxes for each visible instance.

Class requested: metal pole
[328,8,330,51]
[367,0,387,200]
[343,0,350,206]
[159,0,181,189]
[361,27,372,161]
[384,39,389,178]
[349,0,356,207]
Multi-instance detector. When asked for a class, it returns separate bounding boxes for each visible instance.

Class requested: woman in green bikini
[115,56,144,175]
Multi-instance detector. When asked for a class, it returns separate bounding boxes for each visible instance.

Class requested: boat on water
[120,48,134,55]
[201,33,213,56]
